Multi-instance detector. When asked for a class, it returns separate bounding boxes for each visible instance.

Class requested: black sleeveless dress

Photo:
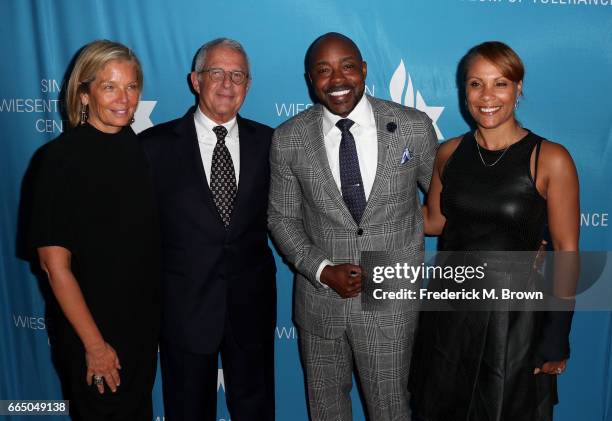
[410,131,564,421]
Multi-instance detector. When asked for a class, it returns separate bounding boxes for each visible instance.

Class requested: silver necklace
[475,131,511,167]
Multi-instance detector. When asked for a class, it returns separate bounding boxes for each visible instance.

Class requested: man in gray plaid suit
[268,33,438,420]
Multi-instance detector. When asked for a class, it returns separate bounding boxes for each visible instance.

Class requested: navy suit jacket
[140,106,276,354]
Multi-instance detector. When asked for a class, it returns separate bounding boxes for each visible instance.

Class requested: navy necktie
[337,118,366,224]
[210,125,237,228]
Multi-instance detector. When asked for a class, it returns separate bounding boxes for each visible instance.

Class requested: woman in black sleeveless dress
[30,41,160,420]
[410,42,579,420]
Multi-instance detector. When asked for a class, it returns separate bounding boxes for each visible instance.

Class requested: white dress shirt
[193,106,240,185]
[321,94,378,200]
[316,94,378,284]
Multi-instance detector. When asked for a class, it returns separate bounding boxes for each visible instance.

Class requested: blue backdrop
[1,1,611,420]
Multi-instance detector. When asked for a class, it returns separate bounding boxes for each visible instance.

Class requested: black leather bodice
[440,130,547,251]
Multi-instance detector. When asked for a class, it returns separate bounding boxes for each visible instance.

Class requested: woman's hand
[534,359,567,375]
[38,246,120,394]
[85,341,121,394]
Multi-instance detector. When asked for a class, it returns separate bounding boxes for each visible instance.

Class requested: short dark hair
[461,41,525,83]
[306,32,363,72]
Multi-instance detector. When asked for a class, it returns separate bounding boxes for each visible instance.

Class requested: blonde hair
[65,40,143,128]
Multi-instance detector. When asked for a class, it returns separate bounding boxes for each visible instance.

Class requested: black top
[29,123,160,351]
[440,130,546,251]
[410,131,569,420]
[441,130,574,360]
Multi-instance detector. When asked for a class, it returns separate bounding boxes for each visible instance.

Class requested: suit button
[357,228,364,236]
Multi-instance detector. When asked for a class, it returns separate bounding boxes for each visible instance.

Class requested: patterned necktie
[210,125,237,228]
[337,118,366,224]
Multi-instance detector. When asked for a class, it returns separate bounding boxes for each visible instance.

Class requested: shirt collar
[322,94,375,137]
[194,106,238,139]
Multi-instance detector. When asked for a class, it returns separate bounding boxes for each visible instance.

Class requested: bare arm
[416,114,440,193]
[38,246,121,393]
[540,142,580,253]
[422,156,445,235]
[533,141,579,375]
[422,137,461,235]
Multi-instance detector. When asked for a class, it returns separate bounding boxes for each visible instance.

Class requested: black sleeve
[536,310,574,363]
[28,145,76,255]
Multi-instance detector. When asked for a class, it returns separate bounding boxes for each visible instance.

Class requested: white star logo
[131,100,156,134]
[217,368,225,392]
[389,59,444,140]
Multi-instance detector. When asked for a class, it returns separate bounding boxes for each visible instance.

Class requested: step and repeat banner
[1,0,611,420]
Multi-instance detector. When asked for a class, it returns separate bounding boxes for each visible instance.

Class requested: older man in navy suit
[140,38,276,421]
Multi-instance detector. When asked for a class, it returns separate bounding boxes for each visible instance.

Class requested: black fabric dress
[29,123,161,421]
[410,131,571,421]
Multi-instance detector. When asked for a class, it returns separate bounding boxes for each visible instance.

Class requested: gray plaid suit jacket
[269,95,438,340]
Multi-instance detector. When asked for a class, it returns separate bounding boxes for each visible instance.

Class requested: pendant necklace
[475,131,511,167]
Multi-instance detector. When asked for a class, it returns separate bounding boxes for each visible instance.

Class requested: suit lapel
[361,96,400,222]
[304,105,354,223]
[174,106,222,223]
[228,115,256,231]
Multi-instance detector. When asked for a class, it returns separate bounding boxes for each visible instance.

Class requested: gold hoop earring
[80,104,88,125]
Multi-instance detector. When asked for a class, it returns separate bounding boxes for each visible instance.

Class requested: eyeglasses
[200,68,249,85]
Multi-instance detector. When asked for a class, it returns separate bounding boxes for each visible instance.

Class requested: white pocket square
[400,147,412,164]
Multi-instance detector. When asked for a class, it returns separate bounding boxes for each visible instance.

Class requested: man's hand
[533,240,548,273]
[320,264,362,298]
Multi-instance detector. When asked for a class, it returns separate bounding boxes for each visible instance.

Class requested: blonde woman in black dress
[30,40,160,420]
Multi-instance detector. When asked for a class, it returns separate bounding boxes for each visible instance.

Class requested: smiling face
[308,35,367,117]
[190,46,250,124]
[465,56,522,132]
[80,59,140,133]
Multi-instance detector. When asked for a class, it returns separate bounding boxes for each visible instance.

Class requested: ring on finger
[555,368,563,374]
[93,375,103,385]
